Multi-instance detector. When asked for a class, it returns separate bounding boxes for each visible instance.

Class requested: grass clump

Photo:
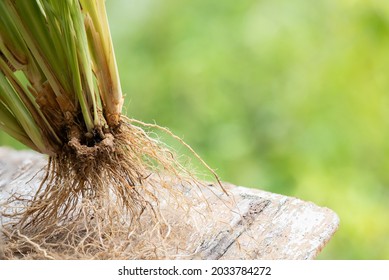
[0,0,224,259]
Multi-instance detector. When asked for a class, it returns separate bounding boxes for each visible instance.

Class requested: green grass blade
[0,54,62,149]
[69,0,100,127]
[6,1,66,102]
[0,1,27,70]
[0,68,46,153]
[48,0,94,131]
[81,0,123,126]
[0,100,39,151]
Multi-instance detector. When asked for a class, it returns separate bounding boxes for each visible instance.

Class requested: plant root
[0,118,229,259]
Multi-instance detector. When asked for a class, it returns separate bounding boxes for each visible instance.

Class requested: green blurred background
[1,0,389,259]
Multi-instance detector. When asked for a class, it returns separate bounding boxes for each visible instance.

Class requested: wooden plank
[0,147,339,259]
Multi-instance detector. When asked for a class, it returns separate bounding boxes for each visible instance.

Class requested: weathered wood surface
[0,147,339,259]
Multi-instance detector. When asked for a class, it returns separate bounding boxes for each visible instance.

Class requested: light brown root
[0,239,4,260]
[1,118,232,259]
[127,118,228,194]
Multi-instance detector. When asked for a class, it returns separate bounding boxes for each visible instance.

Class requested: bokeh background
[1,0,389,259]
